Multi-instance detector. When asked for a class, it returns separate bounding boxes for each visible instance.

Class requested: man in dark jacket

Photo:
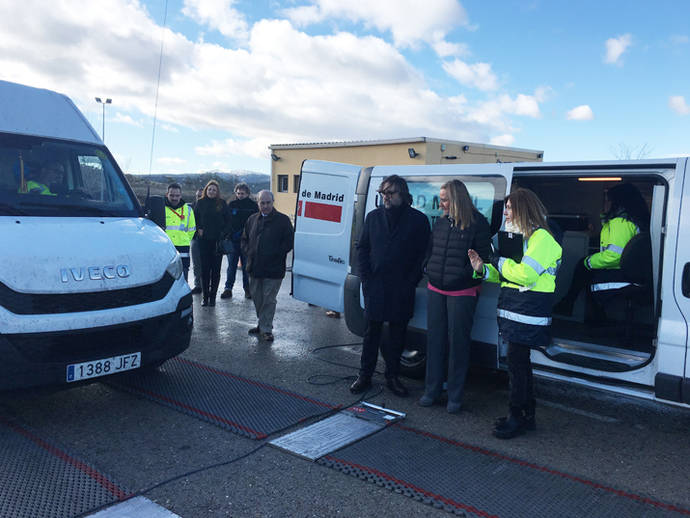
[241,190,294,342]
[351,175,431,397]
[220,183,259,299]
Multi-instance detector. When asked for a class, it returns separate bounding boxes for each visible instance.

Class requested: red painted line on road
[127,385,267,439]
[323,455,498,518]
[395,423,690,516]
[177,357,339,410]
[0,416,131,501]
[304,201,342,222]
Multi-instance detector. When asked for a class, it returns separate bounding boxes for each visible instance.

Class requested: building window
[277,175,289,192]
[293,174,300,193]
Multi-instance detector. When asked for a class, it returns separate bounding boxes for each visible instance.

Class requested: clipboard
[498,231,524,262]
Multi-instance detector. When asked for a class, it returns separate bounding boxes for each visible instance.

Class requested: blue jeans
[224,240,249,292]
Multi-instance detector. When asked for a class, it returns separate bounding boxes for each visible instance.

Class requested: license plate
[66,352,141,382]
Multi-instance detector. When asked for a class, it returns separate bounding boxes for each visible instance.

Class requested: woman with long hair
[194,180,229,306]
[554,182,649,316]
[420,179,492,413]
[469,188,562,438]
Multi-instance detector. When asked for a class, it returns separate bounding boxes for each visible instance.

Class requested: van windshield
[0,133,140,217]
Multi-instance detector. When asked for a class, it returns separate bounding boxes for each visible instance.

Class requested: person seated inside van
[553,183,650,317]
[19,161,64,196]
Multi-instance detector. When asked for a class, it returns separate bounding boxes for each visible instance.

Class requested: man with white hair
[241,190,294,342]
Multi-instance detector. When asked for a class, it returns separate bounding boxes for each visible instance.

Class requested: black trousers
[425,291,477,406]
[507,341,534,409]
[360,320,407,379]
[561,257,593,304]
[199,239,223,298]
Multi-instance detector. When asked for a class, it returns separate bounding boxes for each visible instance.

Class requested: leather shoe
[349,375,372,394]
[248,326,260,335]
[493,411,526,439]
[386,377,409,397]
[418,395,437,407]
[220,289,232,299]
[447,402,463,414]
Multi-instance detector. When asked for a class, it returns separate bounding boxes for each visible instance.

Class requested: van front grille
[0,274,175,315]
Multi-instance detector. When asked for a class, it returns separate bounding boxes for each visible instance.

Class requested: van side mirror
[145,195,166,229]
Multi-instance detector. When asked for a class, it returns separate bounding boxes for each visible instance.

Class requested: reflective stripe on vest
[497,308,552,326]
[603,243,624,254]
[590,281,637,292]
[522,255,545,276]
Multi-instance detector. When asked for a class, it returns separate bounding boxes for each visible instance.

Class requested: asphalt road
[1,271,689,517]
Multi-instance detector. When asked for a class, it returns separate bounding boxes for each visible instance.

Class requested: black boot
[208,291,217,307]
[386,377,409,397]
[201,289,209,306]
[349,375,372,394]
[493,407,526,439]
[494,399,536,431]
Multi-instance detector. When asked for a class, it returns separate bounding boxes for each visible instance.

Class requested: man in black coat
[241,190,294,342]
[351,175,431,397]
[220,183,259,300]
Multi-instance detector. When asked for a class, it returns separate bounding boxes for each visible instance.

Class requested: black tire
[399,347,426,379]
[141,359,166,372]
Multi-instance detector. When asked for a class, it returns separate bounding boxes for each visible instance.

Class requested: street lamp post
[94,97,112,141]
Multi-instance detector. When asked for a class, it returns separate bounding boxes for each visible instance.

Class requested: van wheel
[142,359,166,372]
[399,348,426,379]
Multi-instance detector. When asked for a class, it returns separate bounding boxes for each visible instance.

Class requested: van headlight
[166,254,183,280]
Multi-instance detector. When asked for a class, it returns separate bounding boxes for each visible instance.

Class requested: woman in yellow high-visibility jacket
[554,183,649,316]
[469,188,562,439]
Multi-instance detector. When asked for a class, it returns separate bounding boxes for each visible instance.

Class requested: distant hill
[125,171,270,204]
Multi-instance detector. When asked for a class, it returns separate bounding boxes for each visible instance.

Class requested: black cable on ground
[308,341,386,378]
[75,377,382,518]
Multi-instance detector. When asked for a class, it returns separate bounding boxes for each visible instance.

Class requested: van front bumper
[0,294,193,391]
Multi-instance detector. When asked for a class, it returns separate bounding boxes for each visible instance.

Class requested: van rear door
[292,160,361,312]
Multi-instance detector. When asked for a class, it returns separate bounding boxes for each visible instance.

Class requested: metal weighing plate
[270,402,404,461]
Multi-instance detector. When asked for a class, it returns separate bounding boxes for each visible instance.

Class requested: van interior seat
[590,232,653,344]
[554,230,590,322]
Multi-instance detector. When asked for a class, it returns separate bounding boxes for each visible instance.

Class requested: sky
[0,0,688,175]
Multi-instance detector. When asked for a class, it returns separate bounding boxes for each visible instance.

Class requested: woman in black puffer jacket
[194,180,230,307]
[419,179,492,413]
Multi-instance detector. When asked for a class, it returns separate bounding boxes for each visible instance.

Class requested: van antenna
[145,0,168,213]
[148,0,169,177]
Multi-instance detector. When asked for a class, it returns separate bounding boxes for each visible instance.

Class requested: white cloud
[182,0,249,41]
[567,105,594,120]
[113,112,143,127]
[670,35,689,45]
[157,157,187,165]
[669,95,690,115]
[443,59,498,91]
[0,0,545,169]
[490,134,514,146]
[604,33,632,65]
[161,123,180,133]
[282,0,470,54]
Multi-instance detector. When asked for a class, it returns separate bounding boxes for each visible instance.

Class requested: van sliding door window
[374,176,507,231]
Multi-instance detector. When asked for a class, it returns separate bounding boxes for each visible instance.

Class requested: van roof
[0,80,102,145]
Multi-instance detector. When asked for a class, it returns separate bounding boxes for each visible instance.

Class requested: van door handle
[683,263,690,297]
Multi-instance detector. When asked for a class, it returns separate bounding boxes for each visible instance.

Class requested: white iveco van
[292,158,690,408]
[0,80,193,390]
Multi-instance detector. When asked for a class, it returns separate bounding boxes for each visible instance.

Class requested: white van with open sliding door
[293,158,690,408]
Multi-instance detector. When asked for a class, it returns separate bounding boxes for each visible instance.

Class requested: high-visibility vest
[586,216,638,270]
[165,203,196,257]
[478,228,562,345]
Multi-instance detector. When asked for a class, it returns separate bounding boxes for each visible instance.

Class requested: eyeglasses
[377,189,399,197]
